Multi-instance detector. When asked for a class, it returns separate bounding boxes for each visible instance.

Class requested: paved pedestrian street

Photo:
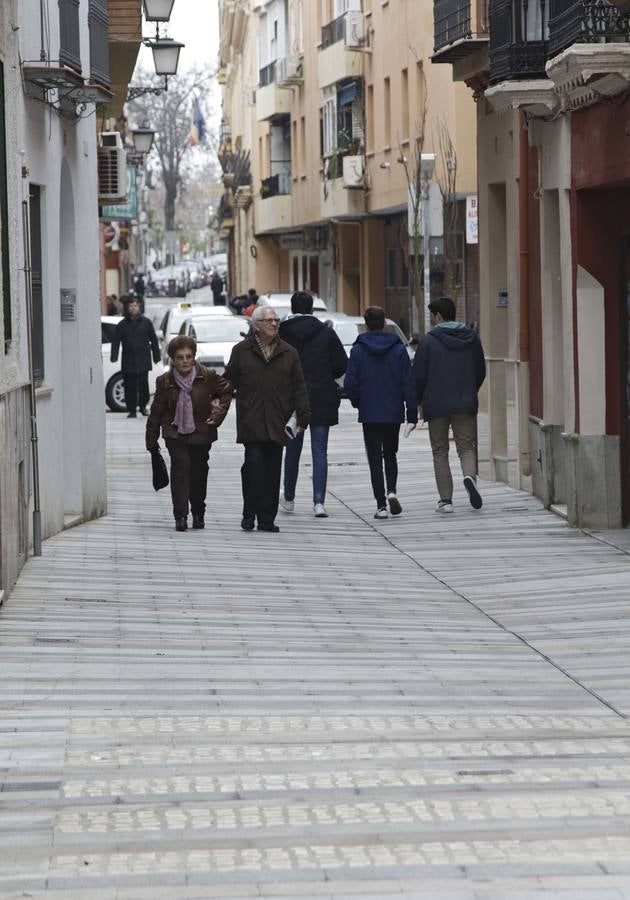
[2,404,630,900]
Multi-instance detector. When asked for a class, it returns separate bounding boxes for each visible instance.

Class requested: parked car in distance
[148,263,192,298]
[160,302,234,365]
[256,292,328,321]
[178,315,250,373]
[322,313,414,358]
[101,316,164,412]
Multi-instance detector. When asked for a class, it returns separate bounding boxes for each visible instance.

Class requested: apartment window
[300,116,306,171]
[383,77,391,147]
[0,62,11,351]
[415,61,425,134]
[292,119,297,171]
[59,0,82,73]
[401,68,409,140]
[386,248,396,288]
[29,186,44,383]
[322,86,336,156]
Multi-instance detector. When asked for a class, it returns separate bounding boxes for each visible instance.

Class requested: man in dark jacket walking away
[344,306,417,519]
[110,299,160,417]
[210,270,224,305]
[413,296,486,514]
[224,305,310,533]
[278,291,348,518]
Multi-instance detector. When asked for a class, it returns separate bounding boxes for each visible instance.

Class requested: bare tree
[435,118,458,303]
[128,68,215,260]
[397,61,428,335]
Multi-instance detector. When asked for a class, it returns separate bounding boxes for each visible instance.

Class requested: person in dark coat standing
[133,273,146,312]
[413,295,486,514]
[224,305,310,533]
[210,271,224,305]
[278,291,347,518]
[146,335,232,531]
[110,299,160,418]
[344,306,418,519]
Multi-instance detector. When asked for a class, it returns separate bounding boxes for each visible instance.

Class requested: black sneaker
[463,476,483,510]
[175,517,188,532]
[387,493,402,516]
[126,411,137,418]
[240,516,255,531]
[192,515,204,529]
[257,522,280,532]
[139,406,148,416]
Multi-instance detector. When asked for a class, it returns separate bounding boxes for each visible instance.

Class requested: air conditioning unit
[344,11,365,48]
[97,132,126,202]
[342,155,364,188]
[278,54,303,85]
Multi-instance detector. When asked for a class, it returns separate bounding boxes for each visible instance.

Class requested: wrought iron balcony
[433,0,490,61]
[548,0,630,56]
[261,172,292,198]
[489,0,549,82]
[259,61,277,87]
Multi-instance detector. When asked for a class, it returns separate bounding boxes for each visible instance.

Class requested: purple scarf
[172,366,196,435]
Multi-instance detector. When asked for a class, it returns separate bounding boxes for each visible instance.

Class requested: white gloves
[404,422,417,438]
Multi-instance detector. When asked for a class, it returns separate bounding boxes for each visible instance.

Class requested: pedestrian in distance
[210,270,224,305]
[412,296,486,514]
[224,305,310,533]
[145,336,232,532]
[344,306,418,519]
[278,291,348,518]
[110,298,160,418]
[133,272,146,313]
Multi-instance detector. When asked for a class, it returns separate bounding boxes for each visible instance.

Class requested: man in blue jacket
[344,306,418,519]
[413,296,486,514]
[279,291,348,518]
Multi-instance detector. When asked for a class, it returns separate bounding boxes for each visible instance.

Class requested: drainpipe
[519,111,529,364]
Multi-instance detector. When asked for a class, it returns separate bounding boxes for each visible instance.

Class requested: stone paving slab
[1,405,630,895]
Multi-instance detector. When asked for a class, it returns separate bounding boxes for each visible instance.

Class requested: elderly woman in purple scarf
[146,335,233,531]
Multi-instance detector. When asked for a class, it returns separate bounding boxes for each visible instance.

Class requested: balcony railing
[433,0,489,60]
[59,0,82,73]
[322,13,347,48]
[261,172,292,198]
[489,0,548,82]
[548,0,630,56]
[259,61,277,87]
[88,0,110,87]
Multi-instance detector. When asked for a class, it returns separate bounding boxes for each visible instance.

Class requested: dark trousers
[165,439,212,520]
[123,371,150,413]
[362,423,400,508]
[241,441,283,525]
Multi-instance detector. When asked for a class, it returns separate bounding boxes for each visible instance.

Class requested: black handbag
[151,448,169,491]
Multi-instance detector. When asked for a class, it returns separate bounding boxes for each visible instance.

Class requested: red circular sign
[103,225,116,243]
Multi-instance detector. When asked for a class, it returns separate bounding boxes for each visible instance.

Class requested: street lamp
[420,153,436,337]
[143,0,176,20]
[131,125,156,155]
[149,37,184,77]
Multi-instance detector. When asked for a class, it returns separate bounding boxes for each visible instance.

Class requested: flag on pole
[188,96,206,146]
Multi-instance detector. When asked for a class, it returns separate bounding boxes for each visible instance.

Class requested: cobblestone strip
[46,834,630,877]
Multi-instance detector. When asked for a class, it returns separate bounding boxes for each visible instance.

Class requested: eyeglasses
[260,318,279,325]
[174,354,195,361]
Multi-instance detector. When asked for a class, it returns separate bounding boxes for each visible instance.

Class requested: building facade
[219,0,479,337]
[433,0,630,527]
[0,0,141,600]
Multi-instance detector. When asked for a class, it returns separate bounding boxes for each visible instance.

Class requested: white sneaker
[279,496,294,513]
[374,507,388,519]
[436,500,454,514]
[314,503,329,518]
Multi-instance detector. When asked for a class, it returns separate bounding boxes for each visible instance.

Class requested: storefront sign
[279,232,305,250]
[466,194,478,244]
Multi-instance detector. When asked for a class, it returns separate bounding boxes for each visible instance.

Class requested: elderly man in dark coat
[278,291,347,518]
[224,305,310,533]
[110,299,160,417]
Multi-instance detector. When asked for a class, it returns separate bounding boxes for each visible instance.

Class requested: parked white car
[322,313,414,359]
[101,316,164,412]
[160,302,234,365]
[178,315,250,374]
[256,292,328,321]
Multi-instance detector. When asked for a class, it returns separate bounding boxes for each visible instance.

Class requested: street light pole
[420,153,436,337]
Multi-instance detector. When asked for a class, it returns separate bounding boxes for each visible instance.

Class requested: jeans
[427,414,478,502]
[283,425,330,505]
[362,423,400,508]
[165,439,211,519]
[241,441,283,525]
[123,371,149,413]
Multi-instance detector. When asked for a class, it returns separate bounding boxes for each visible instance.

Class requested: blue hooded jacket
[413,323,486,420]
[344,331,418,424]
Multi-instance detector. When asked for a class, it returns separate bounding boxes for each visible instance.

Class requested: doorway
[621,235,630,525]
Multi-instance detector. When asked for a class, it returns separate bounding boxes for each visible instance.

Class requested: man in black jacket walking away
[413,296,486,514]
[279,292,348,518]
[111,299,161,417]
